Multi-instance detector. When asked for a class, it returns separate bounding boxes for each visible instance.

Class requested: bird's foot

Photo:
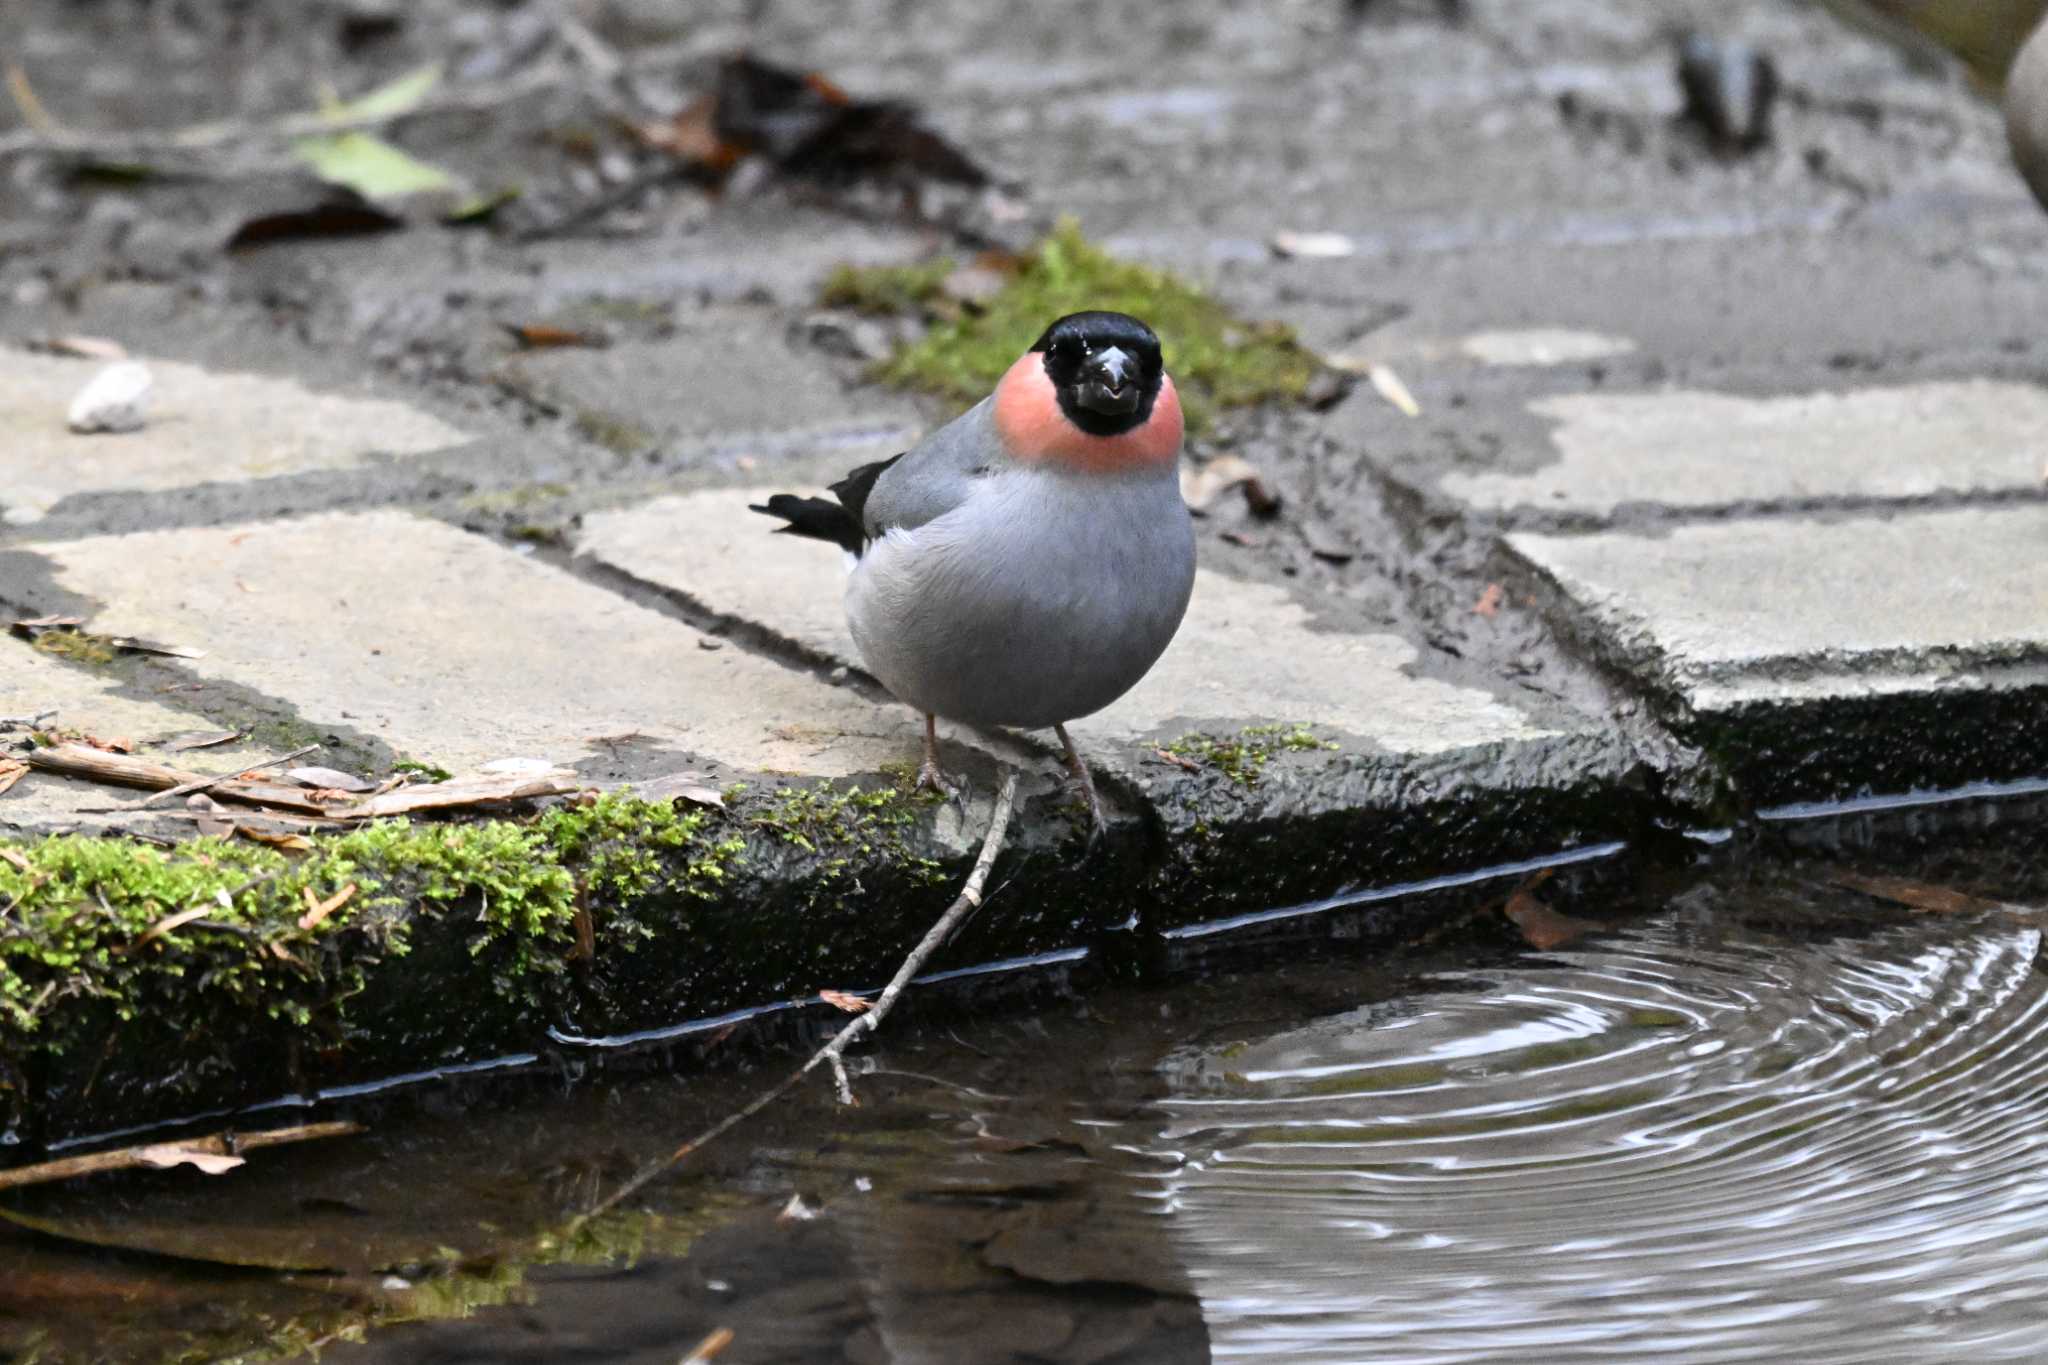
[915,757,971,809]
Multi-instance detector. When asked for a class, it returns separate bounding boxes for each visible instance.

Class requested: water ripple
[1143,912,2048,1362]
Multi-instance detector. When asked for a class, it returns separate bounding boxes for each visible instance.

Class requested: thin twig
[804,769,1019,1079]
[0,1120,361,1190]
[133,743,321,809]
[569,769,1021,1230]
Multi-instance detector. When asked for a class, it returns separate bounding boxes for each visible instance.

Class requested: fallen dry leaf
[9,614,85,635]
[1180,454,1280,516]
[285,766,376,793]
[1151,747,1202,773]
[0,847,33,872]
[1473,583,1505,617]
[1367,363,1421,417]
[631,771,726,808]
[134,1145,246,1176]
[43,336,129,361]
[819,989,872,1014]
[503,322,608,350]
[681,1327,736,1365]
[105,636,205,660]
[338,770,577,818]
[168,730,244,752]
[237,826,314,852]
[1501,868,1601,950]
[297,882,357,931]
[79,733,136,755]
[0,761,28,798]
[1831,872,2006,916]
[1270,229,1357,259]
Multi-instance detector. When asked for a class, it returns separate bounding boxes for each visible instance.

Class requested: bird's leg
[915,712,966,804]
[1054,722,1108,842]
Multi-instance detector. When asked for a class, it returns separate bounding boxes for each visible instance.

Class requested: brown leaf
[1151,747,1203,773]
[1501,868,1601,950]
[105,636,205,659]
[1180,455,1279,515]
[636,92,743,173]
[0,846,32,872]
[297,882,357,931]
[1831,872,2006,916]
[284,765,377,793]
[503,322,608,350]
[133,1144,246,1176]
[10,614,85,633]
[338,770,577,818]
[0,761,28,797]
[238,826,314,851]
[819,989,872,1014]
[1473,583,1505,617]
[681,1327,736,1365]
[80,733,136,754]
[43,335,129,361]
[168,730,244,752]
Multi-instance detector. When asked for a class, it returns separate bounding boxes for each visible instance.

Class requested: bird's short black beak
[1074,346,1141,416]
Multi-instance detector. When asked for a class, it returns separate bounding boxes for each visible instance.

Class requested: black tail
[749,452,903,556]
[749,493,865,553]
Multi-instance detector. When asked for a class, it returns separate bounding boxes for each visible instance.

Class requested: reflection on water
[7,849,2048,1363]
[1151,907,2048,1362]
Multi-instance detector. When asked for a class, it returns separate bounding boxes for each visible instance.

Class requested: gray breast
[845,465,1195,730]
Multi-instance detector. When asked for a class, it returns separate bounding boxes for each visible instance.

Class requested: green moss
[1164,723,1340,787]
[751,778,945,893]
[392,759,454,783]
[825,219,1322,431]
[572,406,653,455]
[457,483,572,515]
[30,631,116,666]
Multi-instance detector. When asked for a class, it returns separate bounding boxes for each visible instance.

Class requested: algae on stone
[1164,723,1340,787]
[820,219,1322,431]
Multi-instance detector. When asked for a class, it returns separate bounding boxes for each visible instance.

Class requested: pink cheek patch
[993,355,1184,473]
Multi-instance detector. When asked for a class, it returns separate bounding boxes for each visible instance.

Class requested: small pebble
[67,361,153,434]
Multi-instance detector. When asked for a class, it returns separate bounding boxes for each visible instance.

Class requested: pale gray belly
[846,474,1195,730]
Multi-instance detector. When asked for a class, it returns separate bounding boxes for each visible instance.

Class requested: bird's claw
[916,759,971,810]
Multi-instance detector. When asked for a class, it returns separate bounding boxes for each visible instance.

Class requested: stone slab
[0,350,469,525]
[497,313,923,452]
[1509,504,2048,710]
[16,511,935,780]
[0,639,271,830]
[1441,381,2048,516]
[577,490,1562,758]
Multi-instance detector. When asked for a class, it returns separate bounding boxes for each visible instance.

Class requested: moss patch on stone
[1164,723,1340,788]
[819,219,1322,431]
[749,777,946,895]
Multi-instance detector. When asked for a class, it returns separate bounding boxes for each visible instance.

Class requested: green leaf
[292,131,455,200]
[319,61,444,124]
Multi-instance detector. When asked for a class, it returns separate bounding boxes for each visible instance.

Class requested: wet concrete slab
[576,490,1580,762]
[10,511,933,781]
[1510,503,2048,802]
[1440,380,2048,517]
[0,638,271,832]
[0,349,470,526]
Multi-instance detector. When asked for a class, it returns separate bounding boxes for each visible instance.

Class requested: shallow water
[6,826,2048,1363]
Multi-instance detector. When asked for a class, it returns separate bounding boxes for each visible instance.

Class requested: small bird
[753,310,1196,836]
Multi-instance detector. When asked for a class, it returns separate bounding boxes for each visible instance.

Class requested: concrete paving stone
[577,490,1566,761]
[15,510,944,780]
[496,309,924,453]
[0,639,272,831]
[1509,503,2048,714]
[1440,380,2048,517]
[0,349,470,525]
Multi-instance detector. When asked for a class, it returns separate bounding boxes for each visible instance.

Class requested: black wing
[749,452,903,556]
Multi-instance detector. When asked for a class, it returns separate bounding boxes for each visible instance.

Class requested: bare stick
[804,769,1019,1079]
[571,768,1021,1228]
[131,744,322,808]
[0,1121,362,1190]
